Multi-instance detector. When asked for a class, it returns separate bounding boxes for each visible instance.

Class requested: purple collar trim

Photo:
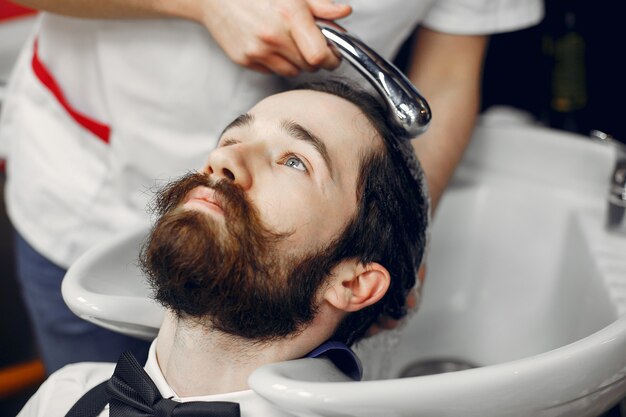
[305,340,363,381]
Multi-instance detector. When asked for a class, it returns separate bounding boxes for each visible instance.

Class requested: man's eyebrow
[281,120,334,177]
[220,113,254,136]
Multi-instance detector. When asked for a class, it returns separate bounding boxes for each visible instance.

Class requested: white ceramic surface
[62,221,163,340]
[62,108,626,416]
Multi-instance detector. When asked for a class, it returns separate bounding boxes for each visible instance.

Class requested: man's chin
[155,207,229,248]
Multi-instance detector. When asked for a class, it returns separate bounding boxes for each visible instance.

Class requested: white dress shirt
[17,340,294,417]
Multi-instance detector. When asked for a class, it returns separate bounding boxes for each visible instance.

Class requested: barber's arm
[10,0,351,76]
[407,27,488,213]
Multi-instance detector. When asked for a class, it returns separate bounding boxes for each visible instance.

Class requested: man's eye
[283,155,307,172]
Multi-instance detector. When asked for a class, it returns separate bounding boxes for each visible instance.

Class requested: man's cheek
[253,195,295,232]
[277,214,323,252]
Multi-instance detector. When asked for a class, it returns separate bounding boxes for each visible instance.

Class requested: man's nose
[203,146,253,189]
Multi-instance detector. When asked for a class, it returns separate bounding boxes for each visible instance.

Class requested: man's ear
[323,260,390,313]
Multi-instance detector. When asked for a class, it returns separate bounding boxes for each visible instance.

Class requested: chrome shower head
[317,20,432,139]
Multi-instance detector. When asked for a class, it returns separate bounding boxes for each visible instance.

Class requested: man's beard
[139,172,339,342]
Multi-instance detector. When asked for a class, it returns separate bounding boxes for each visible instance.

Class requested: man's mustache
[152,171,289,243]
[153,172,250,222]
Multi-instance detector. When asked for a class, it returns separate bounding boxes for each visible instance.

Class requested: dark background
[395,0,624,144]
[481,0,622,143]
[1,0,624,415]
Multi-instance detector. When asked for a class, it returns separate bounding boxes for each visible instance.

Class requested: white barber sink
[63,107,626,416]
[62,221,162,340]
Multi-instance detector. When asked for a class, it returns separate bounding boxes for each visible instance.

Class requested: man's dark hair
[294,79,429,345]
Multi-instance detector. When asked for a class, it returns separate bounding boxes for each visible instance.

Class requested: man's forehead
[236,90,381,149]
[251,89,355,114]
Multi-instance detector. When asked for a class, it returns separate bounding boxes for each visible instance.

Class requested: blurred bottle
[543,2,587,132]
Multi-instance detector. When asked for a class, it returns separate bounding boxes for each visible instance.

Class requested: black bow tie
[106,351,241,417]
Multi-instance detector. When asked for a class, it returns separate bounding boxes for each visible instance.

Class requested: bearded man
[17,80,428,417]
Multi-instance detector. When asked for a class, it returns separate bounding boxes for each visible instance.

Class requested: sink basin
[62,107,626,416]
[62,220,163,340]
[371,182,620,374]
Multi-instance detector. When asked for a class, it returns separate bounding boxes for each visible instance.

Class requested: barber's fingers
[289,0,350,70]
[256,54,302,77]
[247,63,271,74]
[306,0,352,20]
[417,263,426,285]
[406,290,418,310]
[241,32,310,76]
[260,32,317,73]
[202,0,350,75]
[289,5,343,69]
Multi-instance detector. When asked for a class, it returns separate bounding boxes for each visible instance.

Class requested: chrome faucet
[608,144,626,234]
[317,20,431,139]
[591,130,626,235]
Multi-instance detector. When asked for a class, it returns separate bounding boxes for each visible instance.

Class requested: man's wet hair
[294,79,429,345]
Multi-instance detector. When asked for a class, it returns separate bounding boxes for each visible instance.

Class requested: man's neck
[155,311,334,397]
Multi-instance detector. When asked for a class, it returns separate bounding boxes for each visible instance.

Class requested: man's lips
[183,186,224,215]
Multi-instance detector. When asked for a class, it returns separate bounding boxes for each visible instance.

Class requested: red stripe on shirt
[0,1,36,22]
[31,38,111,144]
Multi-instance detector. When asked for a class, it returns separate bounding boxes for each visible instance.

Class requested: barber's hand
[200,0,351,77]
[365,263,426,338]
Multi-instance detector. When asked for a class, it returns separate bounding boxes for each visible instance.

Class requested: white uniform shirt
[0,0,543,267]
[17,340,294,417]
